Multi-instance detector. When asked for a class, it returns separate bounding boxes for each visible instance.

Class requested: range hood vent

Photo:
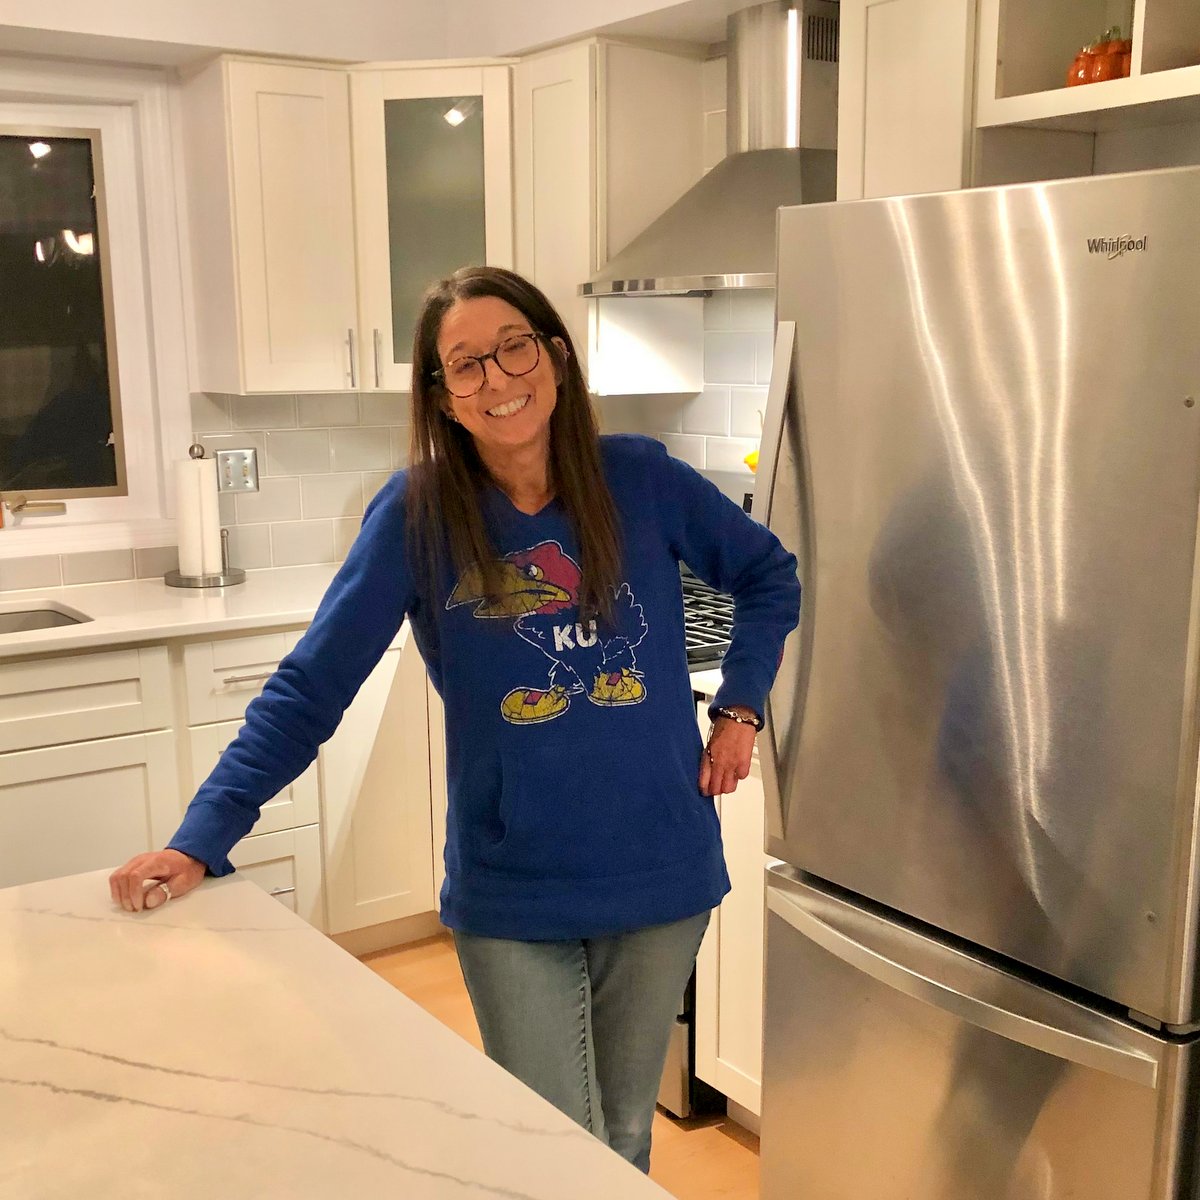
[581,0,838,298]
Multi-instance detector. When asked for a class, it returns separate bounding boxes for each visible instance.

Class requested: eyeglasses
[434,332,544,398]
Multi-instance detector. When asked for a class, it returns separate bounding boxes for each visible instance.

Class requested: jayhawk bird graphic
[446,540,648,724]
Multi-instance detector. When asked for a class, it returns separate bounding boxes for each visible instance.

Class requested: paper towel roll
[175,457,222,577]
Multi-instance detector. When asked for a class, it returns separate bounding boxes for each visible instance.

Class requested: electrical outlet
[215,448,259,493]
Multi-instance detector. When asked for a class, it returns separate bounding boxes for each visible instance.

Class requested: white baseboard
[331,909,445,958]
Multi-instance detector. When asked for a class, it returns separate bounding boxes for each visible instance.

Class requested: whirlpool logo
[1087,235,1148,259]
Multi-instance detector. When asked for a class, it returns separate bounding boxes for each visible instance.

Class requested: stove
[681,569,734,669]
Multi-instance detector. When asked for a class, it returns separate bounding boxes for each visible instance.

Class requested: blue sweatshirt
[168,435,800,940]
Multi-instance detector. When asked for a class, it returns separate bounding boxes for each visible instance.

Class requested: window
[0,128,125,498]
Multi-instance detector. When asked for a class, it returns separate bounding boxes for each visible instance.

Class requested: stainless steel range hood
[580,0,839,298]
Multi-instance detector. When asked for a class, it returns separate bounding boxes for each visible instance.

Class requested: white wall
[0,0,448,65]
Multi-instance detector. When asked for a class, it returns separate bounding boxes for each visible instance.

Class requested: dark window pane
[0,133,119,493]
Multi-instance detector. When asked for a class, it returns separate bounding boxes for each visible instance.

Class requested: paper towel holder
[165,445,246,589]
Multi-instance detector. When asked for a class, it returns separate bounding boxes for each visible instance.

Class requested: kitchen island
[0,870,671,1199]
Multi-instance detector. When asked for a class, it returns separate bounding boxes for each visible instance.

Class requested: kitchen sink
[0,603,91,634]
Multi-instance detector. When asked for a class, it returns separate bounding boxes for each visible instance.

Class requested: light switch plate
[215,448,259,493]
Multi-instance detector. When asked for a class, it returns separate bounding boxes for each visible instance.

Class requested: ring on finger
[157,881,172,902]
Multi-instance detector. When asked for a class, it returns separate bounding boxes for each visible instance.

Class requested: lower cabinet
[318,622,435,934]
[0,730,181,890]
[695,713,767,1118]
[3,623,441,939]
[188,723,320,836]
[228,824,325,928]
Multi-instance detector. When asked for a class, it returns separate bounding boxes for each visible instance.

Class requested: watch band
[713,706,764,732]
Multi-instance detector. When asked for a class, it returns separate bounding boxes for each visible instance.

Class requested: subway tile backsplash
[207,392,408,568]
[3,292,771,593]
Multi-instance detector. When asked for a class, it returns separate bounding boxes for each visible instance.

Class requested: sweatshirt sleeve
[649,440,801,720]
[167,474,416,876]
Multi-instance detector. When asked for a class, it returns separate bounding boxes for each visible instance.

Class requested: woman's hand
[109,849,206,913]
[699,712,758,797]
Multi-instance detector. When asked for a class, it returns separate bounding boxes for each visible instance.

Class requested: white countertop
[0,870,670,1200]
[0,564,339,658]
[0,568,732,696]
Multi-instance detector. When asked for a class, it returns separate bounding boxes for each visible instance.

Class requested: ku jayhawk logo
[446,540,648,725]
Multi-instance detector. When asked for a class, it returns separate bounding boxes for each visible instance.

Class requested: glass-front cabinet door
[350,65,513,391]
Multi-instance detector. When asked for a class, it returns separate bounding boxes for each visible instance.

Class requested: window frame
[0,58,191,560]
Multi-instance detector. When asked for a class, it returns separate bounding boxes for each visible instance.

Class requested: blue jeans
[453,910,711,1173]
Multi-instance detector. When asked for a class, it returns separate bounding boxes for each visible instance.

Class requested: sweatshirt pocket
[480,732,709,880]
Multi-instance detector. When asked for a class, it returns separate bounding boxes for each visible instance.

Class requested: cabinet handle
[221,671,275,686]
[373,328,382,388]
[268,886,296,898]
[347,328,358,389]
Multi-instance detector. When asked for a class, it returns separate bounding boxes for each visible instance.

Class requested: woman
[110,266,800,1173]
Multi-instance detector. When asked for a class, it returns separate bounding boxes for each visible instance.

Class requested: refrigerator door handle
[753,320,796,842]
[767,883,1160,1088]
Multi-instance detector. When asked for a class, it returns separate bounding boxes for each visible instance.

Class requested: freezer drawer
[761,868,1200,1200]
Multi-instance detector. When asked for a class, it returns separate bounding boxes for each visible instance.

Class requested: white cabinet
[180,626,328,929]
[228,824,324,928]
[0,730,181,889]
[512,39,706,387]
[188,722,319,836]
[182,629,303,724]
[319,622,435,934]
[837,0,979,199]
[0,645,171,754]
[182,56,513,396]
[695,713,767,1118]
[512,43,595,365]
[181,58,358,393]
[350,63,514,391]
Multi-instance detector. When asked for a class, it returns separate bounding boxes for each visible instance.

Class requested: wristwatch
[713,705,764,732]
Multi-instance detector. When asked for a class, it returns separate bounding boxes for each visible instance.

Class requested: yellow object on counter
[744,449,759,473]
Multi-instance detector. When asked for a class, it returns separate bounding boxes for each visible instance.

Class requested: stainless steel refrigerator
[754,166,1200,1199]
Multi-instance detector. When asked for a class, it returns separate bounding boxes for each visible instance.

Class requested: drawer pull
[221,671,276,687]
[268,886,296,898]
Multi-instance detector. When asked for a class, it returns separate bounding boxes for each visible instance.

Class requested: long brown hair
[407,266,622,622]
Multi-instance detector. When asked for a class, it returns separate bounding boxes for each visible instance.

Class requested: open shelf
[979,0,1200,131]
[991,0,1135,99]
[979,63,1200,131]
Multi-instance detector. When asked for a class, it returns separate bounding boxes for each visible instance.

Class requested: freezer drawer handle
[753,320,796,843]
[767,886,1159,1088]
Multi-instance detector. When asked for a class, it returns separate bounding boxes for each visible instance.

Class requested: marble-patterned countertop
[0,870,670,1199]
[0,564,339,658]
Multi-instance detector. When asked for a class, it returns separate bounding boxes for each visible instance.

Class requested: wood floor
[361,933,761,1200]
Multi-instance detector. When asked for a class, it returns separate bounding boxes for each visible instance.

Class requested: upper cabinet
[350,64,514,392]
[837,0,979,200]
[182,59,358,394]
[512,40,706,388]
[181,57,512,395]
[840,0,1200,200]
